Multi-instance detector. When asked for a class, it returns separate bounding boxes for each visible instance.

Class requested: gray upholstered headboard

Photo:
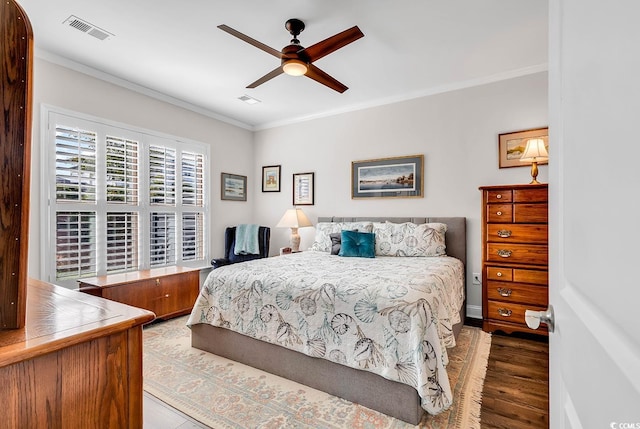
[317,216,466,268]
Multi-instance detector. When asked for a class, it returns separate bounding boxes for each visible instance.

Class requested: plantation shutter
[182,151,204,206]
[150,212,176,266]
[182,212,204,260]
[47,110,209,286]
[149,145,176,205]
[55,212,97,279]
[106,136,139,204]
[106,212,138,273]
[55,125,96,202]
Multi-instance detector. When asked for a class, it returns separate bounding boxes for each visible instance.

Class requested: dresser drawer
[486,204,513,223]
[487,300,546,326]
[486,266,513,281]
[486,224,547,244]
[487,281,548,305]
[486,190,512,203]
[486,243,548,265]
[514,188,547,203]
[513,203,548,223]
[513,268,548,285]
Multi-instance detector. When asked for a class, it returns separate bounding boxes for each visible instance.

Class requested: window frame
[42,106,210,288]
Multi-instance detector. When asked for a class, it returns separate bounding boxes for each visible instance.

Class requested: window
[44,110,208,287]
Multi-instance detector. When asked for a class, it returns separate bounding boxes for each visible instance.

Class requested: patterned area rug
[143,316,491,429]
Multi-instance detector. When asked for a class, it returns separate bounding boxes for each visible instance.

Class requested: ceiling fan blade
[305,64,348,93]
[247,66,284,88]
[218,24,282,58]
[301,26,364,63]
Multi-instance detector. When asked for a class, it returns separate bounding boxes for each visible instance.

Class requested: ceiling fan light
[283,59,308,76]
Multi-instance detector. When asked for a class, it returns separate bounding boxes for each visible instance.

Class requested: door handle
[525,305,555,333]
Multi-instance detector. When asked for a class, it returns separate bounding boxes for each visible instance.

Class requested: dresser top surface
[0,279,154,367]
[479,183,548,191]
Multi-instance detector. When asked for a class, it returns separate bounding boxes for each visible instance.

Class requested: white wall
[29,59,547,311]
[29,58,255,283]
[253,72,548,318]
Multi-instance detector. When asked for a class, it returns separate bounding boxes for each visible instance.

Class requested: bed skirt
[191,310,464,425]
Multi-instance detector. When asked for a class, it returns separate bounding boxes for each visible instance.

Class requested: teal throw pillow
[338,230,375,258]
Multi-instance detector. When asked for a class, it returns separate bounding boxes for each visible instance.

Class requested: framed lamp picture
[498,127,549,168]
[221,173,247,201]
[351,154,424,199]
[293,172,314,205]
[262,165,281,192]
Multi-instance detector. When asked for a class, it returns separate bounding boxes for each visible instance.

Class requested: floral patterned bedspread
[187,251,465,415]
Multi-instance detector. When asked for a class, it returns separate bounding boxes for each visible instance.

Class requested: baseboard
[466,304,482,320]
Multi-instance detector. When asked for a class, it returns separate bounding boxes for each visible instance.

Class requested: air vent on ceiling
[238,95,261,105]
[63,15,114,41]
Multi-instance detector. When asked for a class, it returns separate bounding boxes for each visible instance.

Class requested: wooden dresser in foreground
[480,183,549,335]
[78,266,200,321]
[0,278,155,428]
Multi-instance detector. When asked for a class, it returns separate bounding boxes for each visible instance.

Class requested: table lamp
[276,208,313,252]
[520,138,548,184]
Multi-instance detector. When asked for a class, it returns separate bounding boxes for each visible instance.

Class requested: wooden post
[0,0,33,329]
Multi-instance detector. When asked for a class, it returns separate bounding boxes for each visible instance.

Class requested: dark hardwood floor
[480,332,549,429]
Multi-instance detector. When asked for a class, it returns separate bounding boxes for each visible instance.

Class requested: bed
[187,216,466,424]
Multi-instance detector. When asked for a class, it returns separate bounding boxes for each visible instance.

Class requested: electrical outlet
[472,273,481,285]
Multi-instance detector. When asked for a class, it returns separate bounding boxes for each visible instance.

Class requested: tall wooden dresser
[480,184,548,335]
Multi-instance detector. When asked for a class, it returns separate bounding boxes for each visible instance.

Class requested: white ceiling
[18,0,548,130]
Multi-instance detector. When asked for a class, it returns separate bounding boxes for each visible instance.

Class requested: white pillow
[309,222,373,252]
[373,222,447,256]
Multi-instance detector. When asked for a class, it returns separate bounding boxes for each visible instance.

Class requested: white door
[548,0,640,427]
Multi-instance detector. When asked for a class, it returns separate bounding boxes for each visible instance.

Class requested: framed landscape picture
[498,127,549,168]
[221,173,247,201]
[262,165,281,192]
[293,172,314,205]
[351,154,424,199]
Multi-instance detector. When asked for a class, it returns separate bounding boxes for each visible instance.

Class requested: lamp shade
[276,208,313,228]
[520,138,549,162]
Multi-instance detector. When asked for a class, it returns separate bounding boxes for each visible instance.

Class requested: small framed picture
[498,127,549,168]
[221,173,247,201]
[293,172,314,205]
[262,165,281,192]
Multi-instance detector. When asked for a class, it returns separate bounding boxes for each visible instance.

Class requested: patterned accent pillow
[309,222,374,252]
[373,222,447,256]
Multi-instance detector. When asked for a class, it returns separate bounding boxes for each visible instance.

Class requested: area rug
[143,316,491,429]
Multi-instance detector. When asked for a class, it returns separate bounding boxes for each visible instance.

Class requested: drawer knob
[497,308,512,317]
[496,194,502,199]
[497,272,503,277]
[165,294,170,298]
[156,279,160,285]
[497,229,512,238]
[497,287,512,297]
[496,211,502,216]
[497,249,512,258]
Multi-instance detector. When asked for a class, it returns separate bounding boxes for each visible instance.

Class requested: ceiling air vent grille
[63,15,114,41]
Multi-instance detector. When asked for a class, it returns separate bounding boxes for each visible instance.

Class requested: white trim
[466,304,482,320]
[36,48,547,132]
[35,49,253,131]
[255,64,549,130]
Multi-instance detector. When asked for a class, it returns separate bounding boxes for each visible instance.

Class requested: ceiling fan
[218,18,364,93]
